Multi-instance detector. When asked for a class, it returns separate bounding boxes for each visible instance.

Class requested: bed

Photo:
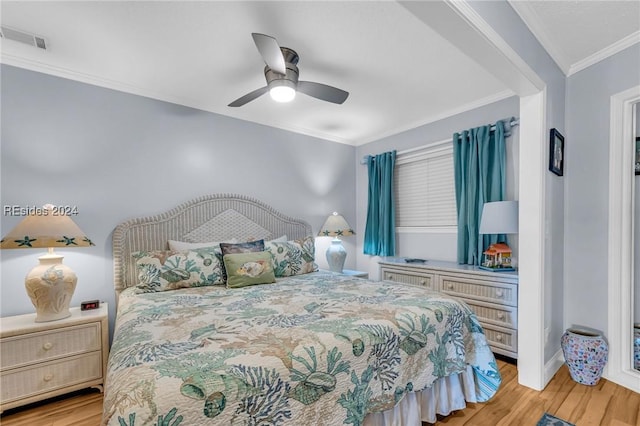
[103,194,500,425]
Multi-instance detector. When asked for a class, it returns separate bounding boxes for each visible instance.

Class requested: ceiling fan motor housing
[264,47,299,91]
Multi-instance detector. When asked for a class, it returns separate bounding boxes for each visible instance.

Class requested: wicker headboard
[112,193,312,299]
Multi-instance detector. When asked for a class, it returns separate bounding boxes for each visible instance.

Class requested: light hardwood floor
[1,360,638,425]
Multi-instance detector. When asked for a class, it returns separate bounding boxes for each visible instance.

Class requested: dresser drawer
[481,323,517,357]
[380,267,435,289]
[464,299,517,329]
[0,323,102,370]
[0,352,102,404]
[439,275,517,306]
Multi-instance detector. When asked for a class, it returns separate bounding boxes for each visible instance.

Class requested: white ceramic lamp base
[326,238,347,273]
[25,254,77,322]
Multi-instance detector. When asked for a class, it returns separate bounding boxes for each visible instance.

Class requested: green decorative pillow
[264,235,318,277]
[224,251,276,288]
[219,239,265,281]
[133,247,224,292]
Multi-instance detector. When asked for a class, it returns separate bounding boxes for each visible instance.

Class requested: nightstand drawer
[481,324,517,357]
[464,300,517,328]
[0,352,102,404]
[380,268,435,289]
[0,323,102,370]
[439,275,517,306]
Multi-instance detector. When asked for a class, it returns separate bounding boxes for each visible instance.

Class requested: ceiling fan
[228,33,349,107]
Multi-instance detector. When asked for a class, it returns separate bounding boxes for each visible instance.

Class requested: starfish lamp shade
[1,205,94,322]
[318,212,355,273]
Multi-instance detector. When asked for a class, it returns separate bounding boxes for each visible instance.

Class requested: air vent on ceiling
[0,26,47,50]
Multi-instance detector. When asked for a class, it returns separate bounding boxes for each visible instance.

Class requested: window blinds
[394,142,457,229]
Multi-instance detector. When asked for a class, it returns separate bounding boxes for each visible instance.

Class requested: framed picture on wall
[635,137,640,176]
[549,128,564,176]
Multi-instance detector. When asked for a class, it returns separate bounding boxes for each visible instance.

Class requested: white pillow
[168,239,237,251]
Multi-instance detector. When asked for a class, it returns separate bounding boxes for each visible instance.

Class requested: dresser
[0,304,109,413]
[379,258,518,359]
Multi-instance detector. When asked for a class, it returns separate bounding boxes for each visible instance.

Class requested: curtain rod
[360,117,519,165]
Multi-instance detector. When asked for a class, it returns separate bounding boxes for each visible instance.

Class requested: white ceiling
[1,1,639,146]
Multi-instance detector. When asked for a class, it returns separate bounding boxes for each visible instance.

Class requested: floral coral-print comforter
[102,271,500,425]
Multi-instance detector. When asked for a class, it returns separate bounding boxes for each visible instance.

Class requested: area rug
[536,412,575,426]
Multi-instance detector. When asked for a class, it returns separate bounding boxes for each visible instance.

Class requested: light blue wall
[565,44,640,332]
[354,96,520,278]
[0,65,357,332]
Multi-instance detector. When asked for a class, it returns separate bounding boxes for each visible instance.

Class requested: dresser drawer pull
[495,334,503,342]
[497,313,505,320]
[496,290,504,298]
[447,283,454,290]
[387,274,393,280]
[420,280,426,285]
[43,342,53,350]
[43,373,54,382]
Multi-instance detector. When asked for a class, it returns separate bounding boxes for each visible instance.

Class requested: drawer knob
[420,280,426,285]
[497,313,505,320]
[43,342,53,350]
[447,284,454,290]
[496,290,504,298]
[496,334,503,342]
[388,275,393,280]
[43,373,53,382]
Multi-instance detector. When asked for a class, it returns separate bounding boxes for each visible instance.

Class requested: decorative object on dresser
[318,211,355,273]
[0,304,109,413]
[479,200,518,272]
[561,327,608,386]
[0,205,94,322]
[379,258,518,358]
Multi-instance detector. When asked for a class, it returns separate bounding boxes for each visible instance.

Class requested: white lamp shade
[1,206,93,249]
[318,212,355,237]
[479,201,519,234]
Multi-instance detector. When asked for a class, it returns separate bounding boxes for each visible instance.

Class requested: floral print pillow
[133,247,224,292]
[264,235,318,277]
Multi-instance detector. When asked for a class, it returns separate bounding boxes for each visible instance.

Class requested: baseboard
[544,349,565,386]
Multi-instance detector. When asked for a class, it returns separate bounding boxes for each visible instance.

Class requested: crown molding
[568,31,640,76]
[508,0,571,75]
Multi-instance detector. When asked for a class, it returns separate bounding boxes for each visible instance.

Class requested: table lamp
[1,205,94,322]
[318,212,355,273]
[478,201,518,271]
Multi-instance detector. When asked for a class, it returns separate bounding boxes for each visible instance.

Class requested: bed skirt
[364,365,477,426]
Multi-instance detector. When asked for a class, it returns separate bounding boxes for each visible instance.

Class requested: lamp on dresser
[318,212,355,273]
[0,204,94,322]
[478,200,518,272]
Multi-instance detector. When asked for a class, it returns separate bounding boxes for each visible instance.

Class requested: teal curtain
[453,121,506,265]
[364,150,396,256]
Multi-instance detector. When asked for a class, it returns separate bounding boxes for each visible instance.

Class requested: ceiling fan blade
[251,33,287,75]
[297,81,349,104]
[228,86,269,107]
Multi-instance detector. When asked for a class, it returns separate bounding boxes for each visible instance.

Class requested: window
[394,140,457,232]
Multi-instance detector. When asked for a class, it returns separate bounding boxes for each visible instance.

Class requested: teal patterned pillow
[224,251,276,288]
[133,247,224,292]
[264,235,318,277]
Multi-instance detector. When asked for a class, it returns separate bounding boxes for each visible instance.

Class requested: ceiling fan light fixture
[269,81,296,103]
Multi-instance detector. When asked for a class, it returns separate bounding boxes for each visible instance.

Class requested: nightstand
[341,269,369,279]
[0,304,109,413]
